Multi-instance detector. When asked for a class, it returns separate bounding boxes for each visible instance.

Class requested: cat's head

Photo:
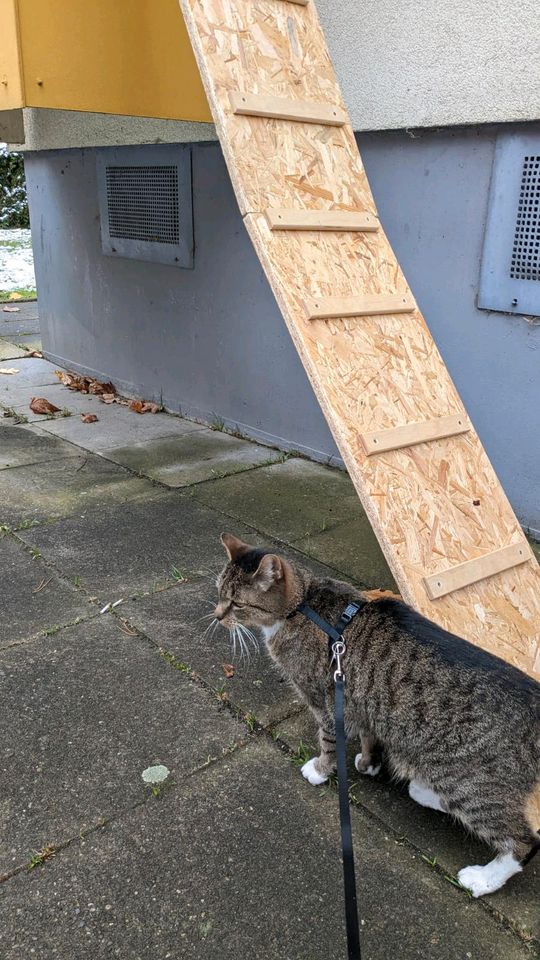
[215,533,294,629]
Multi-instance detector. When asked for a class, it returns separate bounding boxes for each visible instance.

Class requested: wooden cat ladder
[178,0,540,681]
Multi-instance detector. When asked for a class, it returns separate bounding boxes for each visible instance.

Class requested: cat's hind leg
[457,852,523,898]
[301,721,336,786]
[408,779,447,812]
[455,796,539,897]
[456,814,539,897]
[354,731,382,777]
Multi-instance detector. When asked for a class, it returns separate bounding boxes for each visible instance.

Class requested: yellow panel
[0,0,25,110]
[16,0,211,122]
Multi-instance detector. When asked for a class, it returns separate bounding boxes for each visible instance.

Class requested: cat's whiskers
[238,622,259,652]
[231,624,250,662]
[193,611,216,625]
[201,617,219,644]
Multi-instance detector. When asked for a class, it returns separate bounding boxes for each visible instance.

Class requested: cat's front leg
[301,717,336,786]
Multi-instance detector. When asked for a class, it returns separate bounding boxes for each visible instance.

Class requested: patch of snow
[0,228,36,292]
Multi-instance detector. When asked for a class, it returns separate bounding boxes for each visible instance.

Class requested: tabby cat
[215,533,540,898]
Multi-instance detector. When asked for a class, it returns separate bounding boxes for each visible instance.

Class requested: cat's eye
[232,601,245,609]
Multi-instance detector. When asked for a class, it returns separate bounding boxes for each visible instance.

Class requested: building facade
[2,0,539,534]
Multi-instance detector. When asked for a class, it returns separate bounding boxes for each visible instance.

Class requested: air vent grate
[510,155,540,281]
[105,165,180,245]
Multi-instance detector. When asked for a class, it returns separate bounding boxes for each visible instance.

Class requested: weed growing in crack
[171,566,187,583]
[244,712,257,732]
[16,518,40,530]
[290,741,312,766]
[28,845,55,870]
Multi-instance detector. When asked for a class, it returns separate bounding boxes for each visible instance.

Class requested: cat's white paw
[301,757,328,786]
[354,753,381,777]
[457,865,495,898]
[457,854,522,898]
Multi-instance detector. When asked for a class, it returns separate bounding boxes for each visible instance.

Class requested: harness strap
[294,600,365,654]
[291,599,364,960]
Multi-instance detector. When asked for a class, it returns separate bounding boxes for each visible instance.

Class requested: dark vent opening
[510,155,540,282]
[105,165,180,245]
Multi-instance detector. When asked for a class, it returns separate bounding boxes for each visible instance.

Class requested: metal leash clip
[332,640,346,682]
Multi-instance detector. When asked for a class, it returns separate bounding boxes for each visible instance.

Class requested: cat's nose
[214,604,226,621]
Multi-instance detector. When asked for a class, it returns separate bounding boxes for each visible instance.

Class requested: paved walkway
[0,314,538,959]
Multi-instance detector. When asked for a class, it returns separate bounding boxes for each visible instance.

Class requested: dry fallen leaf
[27,350,43,358]
[222,663,235,679]
[55,370,116,397]
[0,368,19,376]
[128,399,145,414]
[81,413,98,423]
[100,393,117,404]
[89,379,116,396]
[30,397,61,414]
[2,305,20,313]
[141,402,160,415]
[55,370,85,390]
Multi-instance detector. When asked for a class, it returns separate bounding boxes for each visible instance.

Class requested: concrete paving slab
[13,334,42,352]
[16,491,266,601]
[1,299,38,321]
[0,535,91,648]
[0,616,244,875]
[5,382,97,422]
[0,384,47,409]
[6,383,118,424]
[0,340,27,361]
[274,711,540,942]
[294,518,397,591]
[191,456,363,539]
[102,429,284,487]
[0,452,155,528]
[0,356,58,385]
[190,456,395,589]
[0,424,81,470]
[0,317,40,337]
[0,739,530,960]
[34,400,204,450]
[123,581,302,725]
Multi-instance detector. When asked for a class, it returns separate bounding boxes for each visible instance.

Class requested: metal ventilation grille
[105,165,180,245]
[510,155,540,281]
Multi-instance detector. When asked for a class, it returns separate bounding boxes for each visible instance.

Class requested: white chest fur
[261,622,283,643]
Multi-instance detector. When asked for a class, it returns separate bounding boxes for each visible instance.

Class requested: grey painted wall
[25,128,540,533]
[26,142,340,464]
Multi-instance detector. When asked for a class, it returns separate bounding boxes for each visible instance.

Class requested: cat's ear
[252,554,284,592]
[220,532,250,562]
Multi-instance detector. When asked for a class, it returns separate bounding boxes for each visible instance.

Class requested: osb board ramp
[178,0,540,681]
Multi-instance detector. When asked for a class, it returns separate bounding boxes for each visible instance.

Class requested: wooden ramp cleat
[305,293,416,321]
[266,209,379,232]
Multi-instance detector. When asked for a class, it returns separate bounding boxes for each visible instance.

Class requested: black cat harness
[289,599,365,960]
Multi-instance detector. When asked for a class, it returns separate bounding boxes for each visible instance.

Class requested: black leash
[293,600,364,960]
